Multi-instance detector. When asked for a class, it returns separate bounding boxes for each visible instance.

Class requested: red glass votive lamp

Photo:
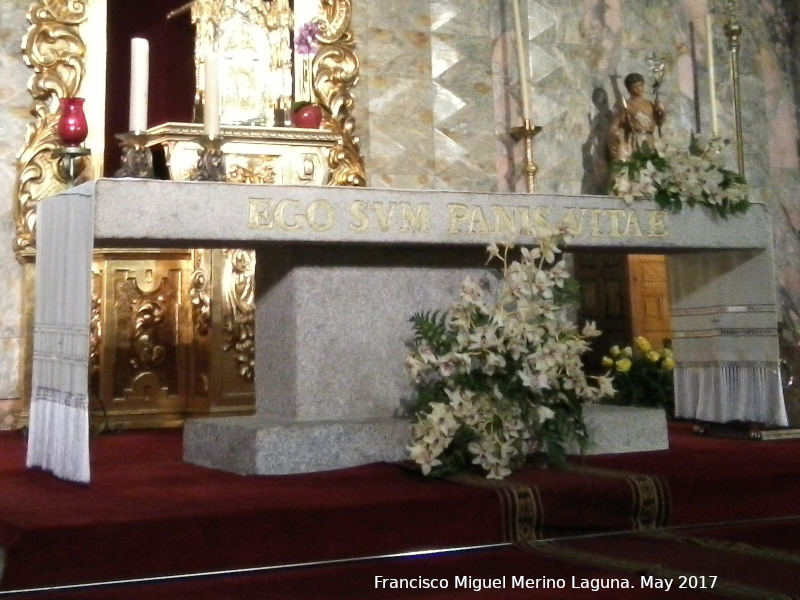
[57,97,89,146]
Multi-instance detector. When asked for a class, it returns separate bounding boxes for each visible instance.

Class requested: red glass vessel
[57,97,89,146]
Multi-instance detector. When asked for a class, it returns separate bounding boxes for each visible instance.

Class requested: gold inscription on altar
[248,199,669,240]
[348,201,431,234]
[447,204,669,239]
[249,198,337,232]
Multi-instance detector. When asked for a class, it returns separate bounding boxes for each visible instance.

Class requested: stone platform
[184,415,410,475]
[184,405,667,475]
[582,404,668,455]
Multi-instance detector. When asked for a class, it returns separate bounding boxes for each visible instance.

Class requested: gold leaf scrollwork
[89,270,102,380]
[314,24,358,116]
[14,0,88,258]
[227,159,278,184]
[325,115,366,187]
[317,0,352,45]
[130,299,167,371]
[314,0,364,187]
[222,250,255,382]
[189,268,212,336]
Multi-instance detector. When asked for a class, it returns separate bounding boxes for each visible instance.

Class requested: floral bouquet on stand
[404,228,615,480]
[609,133,750,218]
[601,337,675,416]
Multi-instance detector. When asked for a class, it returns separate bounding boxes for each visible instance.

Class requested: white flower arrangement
[609,132,750,218]
[404,228,615,480]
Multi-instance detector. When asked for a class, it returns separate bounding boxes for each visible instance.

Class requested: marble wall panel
[367,76,436,189]
[0,1,30,416]
[364,0,431,33]
[431,31,496,191]
[430,0,498,192]
[359,0,435,189]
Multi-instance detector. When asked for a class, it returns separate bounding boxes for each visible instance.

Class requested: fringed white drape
[668,250,788,428]
[674,362,787,426]
[26,187,94,483]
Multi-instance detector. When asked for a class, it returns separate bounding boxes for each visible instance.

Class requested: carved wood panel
[574,252,633,372]
[89,249,255,430]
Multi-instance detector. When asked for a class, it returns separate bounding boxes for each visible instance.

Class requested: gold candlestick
[511,120,543,193]
[115,132,154,179]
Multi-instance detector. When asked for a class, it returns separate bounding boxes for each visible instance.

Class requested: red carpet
[3,541,770,600]
[1,431,505,590]
[519,518,800,599]
[1,422,799,598]
[579,421,800,526]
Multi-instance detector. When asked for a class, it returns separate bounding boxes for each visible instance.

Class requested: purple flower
[295,21,319,55]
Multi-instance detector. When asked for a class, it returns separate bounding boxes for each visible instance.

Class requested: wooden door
[628,254,671,348]
[574,253,632,371]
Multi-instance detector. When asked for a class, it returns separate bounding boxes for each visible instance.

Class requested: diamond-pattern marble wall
[358,0,500,192]
[357,0,435,190]
[429,1,499,192]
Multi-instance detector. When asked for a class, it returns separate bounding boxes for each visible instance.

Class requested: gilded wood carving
[14,0,88,258]
[14,0,364,258]
[14,0,363,427]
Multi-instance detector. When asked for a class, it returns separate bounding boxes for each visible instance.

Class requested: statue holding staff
[607,71,666,160]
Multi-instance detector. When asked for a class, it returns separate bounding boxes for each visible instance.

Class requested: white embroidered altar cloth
[26,190,93,483]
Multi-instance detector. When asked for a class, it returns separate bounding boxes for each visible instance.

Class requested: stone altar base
[184,416,410,475]
[581,404,669,454]
[184,245,488,474]
[182,245,670,475]
[183,405,668,475]
[183,246,667,474]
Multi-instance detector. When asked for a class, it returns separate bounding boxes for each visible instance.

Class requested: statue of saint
[607,72,666,160]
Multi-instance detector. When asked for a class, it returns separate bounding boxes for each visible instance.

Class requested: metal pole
[724,1,745,177]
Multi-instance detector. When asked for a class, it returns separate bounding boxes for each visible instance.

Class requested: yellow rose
[647,350,661,363]
[635,336,652,353]
[663,356,675,370]
[610,345,621,357]
[601,356,614,368]
[616,357,632,373]
[622,346,633,358]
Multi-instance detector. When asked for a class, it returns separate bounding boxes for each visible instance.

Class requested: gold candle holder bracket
[190,136,227,182]
[115,132,155,179]
[54,146,91,188]
[511,119,543,193]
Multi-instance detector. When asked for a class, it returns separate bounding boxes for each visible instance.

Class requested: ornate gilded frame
[15,0,89,258]
[14,0,364,260]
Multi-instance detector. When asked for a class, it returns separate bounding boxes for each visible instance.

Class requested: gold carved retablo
[13,0,364,432]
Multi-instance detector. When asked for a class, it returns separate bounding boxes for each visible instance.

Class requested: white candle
[204,52,220,139]
[511,0,531,122]
[706,14,718,137]
[129,38,149,133]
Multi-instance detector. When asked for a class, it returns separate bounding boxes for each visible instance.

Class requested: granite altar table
[29,179,785,480]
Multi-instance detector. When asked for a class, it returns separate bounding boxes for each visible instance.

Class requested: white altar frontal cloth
[26,189,93,483]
